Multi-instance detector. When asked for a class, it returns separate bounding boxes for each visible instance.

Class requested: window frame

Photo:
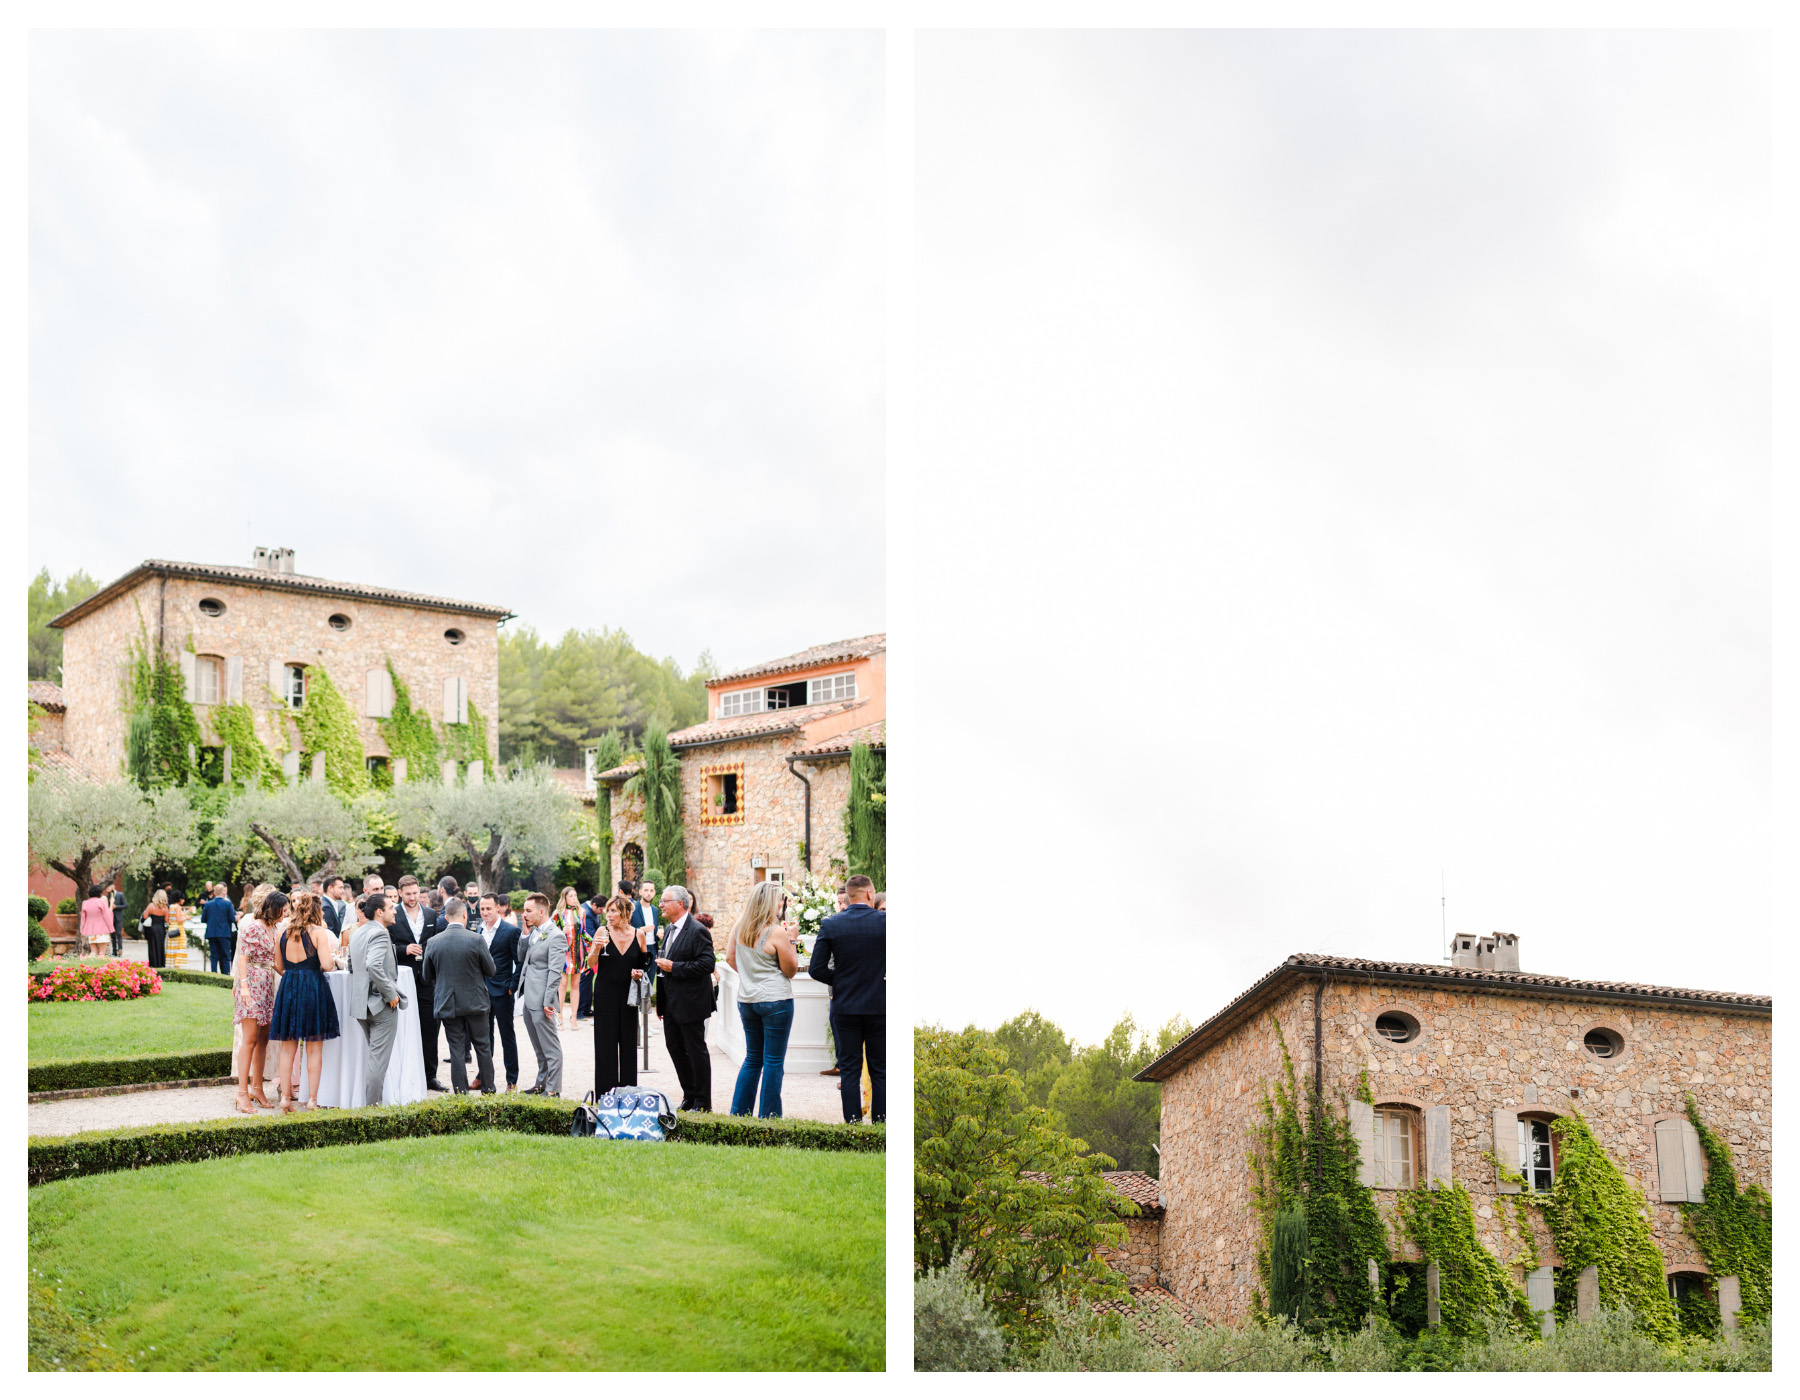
[1372,1105,1419,1190]
[719,687,766,719]
[699,761,747,828]
[1518,1114,1558,1193]
[806,671,857,705]
[194,654,223,706]
[283,664,307,710]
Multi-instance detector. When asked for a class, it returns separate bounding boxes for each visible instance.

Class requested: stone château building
[48,549,509,784]
[1127,938,1770,1332]
[597,633,885,939]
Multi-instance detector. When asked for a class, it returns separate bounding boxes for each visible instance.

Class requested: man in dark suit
[200,883,237,974]
[420,899,496,1095]
[320,876,349,937]
[389,875,447,1090]
[654,884,715,1112]
[809,874,886,1123]
[472,891,523,1092]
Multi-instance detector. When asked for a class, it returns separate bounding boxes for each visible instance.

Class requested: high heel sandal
[250,1087,274,1109]
[235,1090,256,1115]
[305,1097,320,1111]
[279,1092,294,1114]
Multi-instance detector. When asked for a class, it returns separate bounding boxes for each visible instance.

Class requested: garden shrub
[29,962,163,1003]
[56,897,77,915]
[30,895,50,921]
[29,1050,234,1094]
[28,1098,884,1184]
[153,967,234,989]
[915,1254,1007,1372]
[29,918,50,962]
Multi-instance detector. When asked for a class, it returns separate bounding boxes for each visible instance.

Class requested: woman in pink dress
[77,884,112,959]
[232,887,285,1114]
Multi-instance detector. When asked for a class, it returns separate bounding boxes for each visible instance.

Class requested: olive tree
[216,779,380,888]
[27,780,198,899]
[391,764,580,895]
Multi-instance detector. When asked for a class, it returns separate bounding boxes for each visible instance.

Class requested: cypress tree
[1270,1206,1310,1325]
[845,742,886,890]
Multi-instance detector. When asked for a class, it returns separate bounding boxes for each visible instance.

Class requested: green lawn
[29,981,236,1066]
[29,1132,885,1370]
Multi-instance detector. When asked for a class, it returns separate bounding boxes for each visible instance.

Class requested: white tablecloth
[292,968,427,1108]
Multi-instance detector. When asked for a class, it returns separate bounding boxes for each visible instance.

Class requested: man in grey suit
[348,892,406,1105]
[515,892,566,1097]
[420,898,497,1095]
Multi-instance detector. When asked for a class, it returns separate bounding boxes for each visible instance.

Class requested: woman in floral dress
[232,887,284,1113]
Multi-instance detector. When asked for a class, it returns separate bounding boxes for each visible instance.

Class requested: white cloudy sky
[29,29,884,675]
[909,30,1769,1045]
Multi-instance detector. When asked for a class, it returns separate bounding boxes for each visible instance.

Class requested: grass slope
[30,1132,884,1371]
[29,981,235,1066]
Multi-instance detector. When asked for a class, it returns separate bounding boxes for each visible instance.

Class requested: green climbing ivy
[124,622,203,789]
[293,664,368,796]
[376,661,440,780]
[208,703,280,789]
[442,699,491,773]
[1394,1182,1536,1339]
[1246,1017,1390,1334]
[1680,1096,1771,1325]
[1526,1113,1680,1342]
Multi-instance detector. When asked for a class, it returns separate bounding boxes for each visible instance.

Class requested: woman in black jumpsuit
[588,893,650,1097]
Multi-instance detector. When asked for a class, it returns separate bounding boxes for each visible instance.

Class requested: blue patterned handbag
[576,1090,676,1141]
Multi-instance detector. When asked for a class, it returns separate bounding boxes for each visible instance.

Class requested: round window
[198,597,225,617]
[327,613,352,632]
[1375,1011,1419,1044]
[444,628,465,645]
[1583,1027,1624,1060]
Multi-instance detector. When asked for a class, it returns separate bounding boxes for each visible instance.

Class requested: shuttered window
[366,668,395,719]
[443,676,468,725]
[1519,1118,1555,1192]
[225,655,243,704]
[1654,1118,1707,1203]
[1374,1110,1415,1188]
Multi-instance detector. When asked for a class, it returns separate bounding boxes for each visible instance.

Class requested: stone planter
[56,912,79,936]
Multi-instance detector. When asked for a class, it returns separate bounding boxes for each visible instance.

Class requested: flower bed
[29,961,162,1004]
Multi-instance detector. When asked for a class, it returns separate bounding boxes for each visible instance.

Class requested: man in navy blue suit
[201,883,237,974]
[472,891,524,1092]
[809,874,886,1123]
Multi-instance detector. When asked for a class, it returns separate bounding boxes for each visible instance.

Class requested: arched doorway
[621,842,644,887]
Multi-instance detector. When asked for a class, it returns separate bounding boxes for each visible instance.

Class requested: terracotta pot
[56,912,79,935]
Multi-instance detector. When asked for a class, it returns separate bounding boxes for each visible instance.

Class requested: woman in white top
[726,882,799,1118]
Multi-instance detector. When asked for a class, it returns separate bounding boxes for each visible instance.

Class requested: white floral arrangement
[788,878,838,940]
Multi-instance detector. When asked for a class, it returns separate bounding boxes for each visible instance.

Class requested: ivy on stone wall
[1395,1182,1536,1339]
[208,703,280,789]
[377,661,441,779]
[293,665,368,797]
[1680,1096,1772,1325]
[1246,1017,1389,1334]
[1521,1113,1681,1342]
[125,623,202,789]
[442,700,492,772]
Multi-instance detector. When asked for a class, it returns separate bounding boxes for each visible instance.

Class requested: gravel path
[30,1000,857,1137]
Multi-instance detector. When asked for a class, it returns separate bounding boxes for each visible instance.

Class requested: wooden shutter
[1680,1119,1706,1203]
[1348,1101,1380,1188]
[311,753,326,782]
[282,749,301,781]
[1424,1105,1453,1187]
[393,757,408,785]
[1525,1266,1555,1338]
[443,678,458,723]
[1493,1109,1521,1194]
[226,656,243,703]
[1654,1119,1689,1202]
[269,658,286,698]
[457,677,469,725]
[366,668,391,718]
[441,758,457,785]
[179,652,197,702]
[467,759,484,784]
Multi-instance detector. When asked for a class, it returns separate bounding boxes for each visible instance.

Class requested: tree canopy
[27,567,100,682]
[627,725,687,887]
[216,780,381,888]
[27,780,198,899]
[391,765,581,893]
[497,626,711,766]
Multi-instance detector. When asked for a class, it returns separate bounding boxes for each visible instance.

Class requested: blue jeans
[730,998,794,1118]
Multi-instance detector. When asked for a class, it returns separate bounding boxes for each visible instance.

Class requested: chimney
[252,546,296,574]
[1450,932,1480,968]
[1490,931,1520,972]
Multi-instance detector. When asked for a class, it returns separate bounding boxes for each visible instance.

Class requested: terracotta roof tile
[1100,1171,1164,1216]
[1136,951,1773,1084]
[30,745,102,786]
[594,760,642,783]
[49,558,512,629]
[28,681,65,712]
[1091,1284,1197,1329]
[790,719,886,758]
[668,698,864,750]
[709,633,885,688]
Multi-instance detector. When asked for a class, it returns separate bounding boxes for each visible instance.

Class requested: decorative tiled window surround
[700,761,747,827]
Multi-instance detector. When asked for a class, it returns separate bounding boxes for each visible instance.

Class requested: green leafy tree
[27,780,198,901]
[216,779,380,888]
[27,567,100,681]
[844,742,886,889]
[497,626,711,765]
[1045,1014,1191,1172]
[391,765,580,894]
[993,1010,1073,1109]
[627,726,686,887]
[590,728,624,890]
[916,1025,1130,1345]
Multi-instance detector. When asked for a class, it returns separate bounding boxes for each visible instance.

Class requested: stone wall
[1158,977,1773,1324]
[31,707,65,749]
[58,572,500,781]
[1098,1213,1165,1292]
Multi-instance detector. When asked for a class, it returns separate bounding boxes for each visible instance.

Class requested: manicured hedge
[28,1096,885,1185]
[153,967,234,988]
[29,1050,235,1094]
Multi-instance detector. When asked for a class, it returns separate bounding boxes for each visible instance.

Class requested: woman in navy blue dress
[269,891,340,1111]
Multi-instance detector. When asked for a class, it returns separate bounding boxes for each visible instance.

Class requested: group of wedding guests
[218,867,885,1125]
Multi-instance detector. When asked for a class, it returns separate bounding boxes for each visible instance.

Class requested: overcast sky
[30,30,884,676]
[911,30,1769,1045]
